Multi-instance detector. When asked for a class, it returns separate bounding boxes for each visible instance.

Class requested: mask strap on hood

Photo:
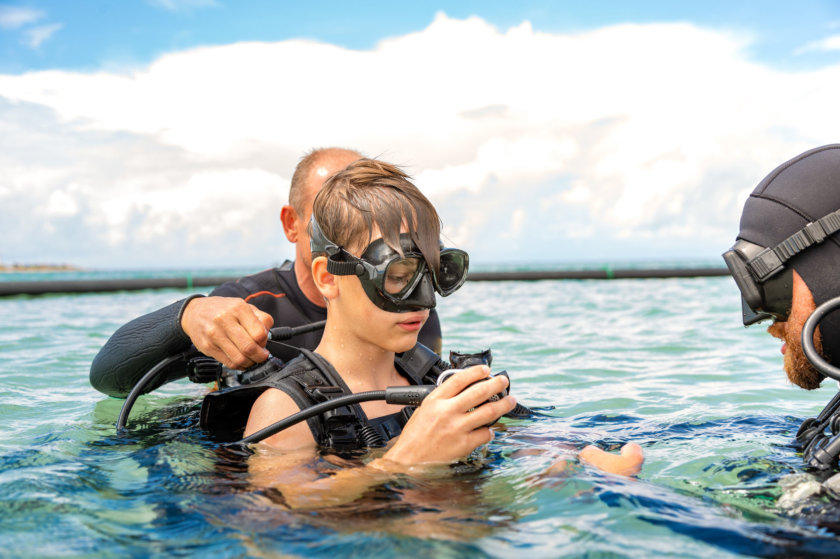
[748,208,840,281]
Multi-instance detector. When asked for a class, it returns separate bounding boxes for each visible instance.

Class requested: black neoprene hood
[737,144,840,365]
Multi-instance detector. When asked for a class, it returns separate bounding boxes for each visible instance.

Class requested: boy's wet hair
[310,158,442,272]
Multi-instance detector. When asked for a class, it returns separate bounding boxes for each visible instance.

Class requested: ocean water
[2,267,840,558]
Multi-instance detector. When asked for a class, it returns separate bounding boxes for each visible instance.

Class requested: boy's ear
[311,255,338,300]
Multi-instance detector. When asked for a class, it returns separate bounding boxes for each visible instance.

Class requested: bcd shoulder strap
[201,343,446,447]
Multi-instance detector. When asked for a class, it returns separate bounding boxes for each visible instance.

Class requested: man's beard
[782,325,825,390]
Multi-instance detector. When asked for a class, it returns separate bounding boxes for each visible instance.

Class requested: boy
[241,158,643,506]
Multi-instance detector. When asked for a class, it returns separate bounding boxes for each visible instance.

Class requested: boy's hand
[181,296,274,369]
[380,365,516,468]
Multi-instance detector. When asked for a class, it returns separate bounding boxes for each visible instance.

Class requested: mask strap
[326,255,365,277]
[747,208,840,281]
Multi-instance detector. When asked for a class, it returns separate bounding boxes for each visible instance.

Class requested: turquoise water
[2,268,840,557]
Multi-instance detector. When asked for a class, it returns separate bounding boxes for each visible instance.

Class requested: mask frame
[723,208,840,325]
[723,239,793,325]
[309,216,469,312]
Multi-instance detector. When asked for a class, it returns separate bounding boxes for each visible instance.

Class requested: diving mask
[310,216,469,313]
[722,239,793,325]
[722,208,840,325]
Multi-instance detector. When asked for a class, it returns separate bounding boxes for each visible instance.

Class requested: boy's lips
[396,313,426,331]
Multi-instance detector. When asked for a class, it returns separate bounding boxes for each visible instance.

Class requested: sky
[2,1,840,270]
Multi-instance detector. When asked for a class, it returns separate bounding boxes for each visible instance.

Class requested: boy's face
[331,225,430,353]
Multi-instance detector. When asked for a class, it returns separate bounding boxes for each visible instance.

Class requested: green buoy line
[0,267,730,297]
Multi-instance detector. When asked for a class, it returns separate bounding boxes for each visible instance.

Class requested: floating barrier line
[0,268,731,297]
[466,267,729,282]
[0,276,238,297]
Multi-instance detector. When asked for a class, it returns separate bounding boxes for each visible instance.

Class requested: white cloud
[797,34,840,54]
[43,188,79,217]
[505,208,526,239]
[0,13,838,267]
[0,6,43,29]
[23,23,62,48]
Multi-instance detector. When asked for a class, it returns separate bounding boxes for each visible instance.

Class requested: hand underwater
[181,296,274,369]
[578,442,644,476]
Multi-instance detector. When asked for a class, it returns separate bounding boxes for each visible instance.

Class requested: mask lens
[760,267,793,321]
[383,257,423,296]
[435,249,469,295]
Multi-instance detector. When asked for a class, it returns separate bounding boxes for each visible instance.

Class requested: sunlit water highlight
[3,268,840,557]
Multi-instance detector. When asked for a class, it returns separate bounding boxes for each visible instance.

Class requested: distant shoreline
[0,264,81,273]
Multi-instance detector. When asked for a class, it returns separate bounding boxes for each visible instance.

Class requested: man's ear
[280,205,298,243]
[311,255,338,300]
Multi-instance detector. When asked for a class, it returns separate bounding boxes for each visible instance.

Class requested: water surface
[2,269,840,557]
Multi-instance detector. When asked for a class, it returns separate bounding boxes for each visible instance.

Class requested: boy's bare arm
[246,366,516,509]
[245,388,318,450]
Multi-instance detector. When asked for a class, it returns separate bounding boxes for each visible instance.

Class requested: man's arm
[89,295,202,398]
[90,292,274,397]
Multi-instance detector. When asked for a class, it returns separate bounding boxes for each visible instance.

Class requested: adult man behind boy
[89,147,442,398]
[234,157,643,508]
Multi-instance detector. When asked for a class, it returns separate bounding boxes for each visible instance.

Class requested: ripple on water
[2,276,840,556]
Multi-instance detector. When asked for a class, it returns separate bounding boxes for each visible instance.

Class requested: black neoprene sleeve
[89,295,203,398]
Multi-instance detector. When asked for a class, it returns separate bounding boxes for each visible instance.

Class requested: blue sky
[4,1,839,72]
[2,1,840,269]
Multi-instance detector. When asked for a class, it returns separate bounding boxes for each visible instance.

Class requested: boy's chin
[387,335,420,354]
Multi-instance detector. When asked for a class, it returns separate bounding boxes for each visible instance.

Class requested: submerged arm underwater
[248,435,645,511]
[243,375,644,510]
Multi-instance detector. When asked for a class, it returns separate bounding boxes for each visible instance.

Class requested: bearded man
[723,144,840,469]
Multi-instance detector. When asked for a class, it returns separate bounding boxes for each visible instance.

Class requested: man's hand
[579,442,644,476]
[181,296,274,369]
[379,365,516,468]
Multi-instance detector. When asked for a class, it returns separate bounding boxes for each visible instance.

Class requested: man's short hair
[311,158,442,272]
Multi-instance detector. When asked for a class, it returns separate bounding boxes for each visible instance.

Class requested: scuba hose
[797,296,840,470]
[116,350,194,433]
[117,319,530,445]
[235,370,515,446]
[236,385,436,445]
[801,296,840,382]
[116,320,326,433]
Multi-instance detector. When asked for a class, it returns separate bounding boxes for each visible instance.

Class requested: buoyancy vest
[200,343,446,451]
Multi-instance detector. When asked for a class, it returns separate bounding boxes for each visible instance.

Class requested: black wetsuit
[89,261,442,398]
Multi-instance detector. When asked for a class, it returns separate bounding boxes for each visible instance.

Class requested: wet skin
[766,270,824,390]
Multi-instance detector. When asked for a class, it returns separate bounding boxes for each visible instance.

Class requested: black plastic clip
[187,356,223,384]
[805,433,840,471]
